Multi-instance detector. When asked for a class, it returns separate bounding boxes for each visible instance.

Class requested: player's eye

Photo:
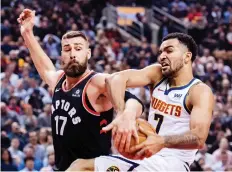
[63,48,70,52]
[75,47,82,51]
[63,46,71,51]
[166,49,173,53]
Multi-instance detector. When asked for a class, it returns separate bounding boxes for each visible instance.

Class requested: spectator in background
[18,146,43,171]
[40,153,55,172]
[19,157,39,172]
[1,148,18,171]
[8,137,25,162]
[7,96,21,114]
[82,23,95,41]
[194,144,217,170]
[38,128,49,150]
[1,131,11,149]
[1,102,19,133]
[27,88,44,116]
[38,104,52,128]
[7,122,27,150]
[22,104,38,132]
[13,79,28,100]
[0,63,19,86]
[25,131,46,162]
[43,34,61,59]
[158,17,174,45]
[170,0,188,18]
[212,137,232,170]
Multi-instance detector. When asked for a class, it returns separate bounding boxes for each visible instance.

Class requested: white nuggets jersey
[148,77,201,164]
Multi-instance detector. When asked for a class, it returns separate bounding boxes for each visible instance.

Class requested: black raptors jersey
[51,71,113,171]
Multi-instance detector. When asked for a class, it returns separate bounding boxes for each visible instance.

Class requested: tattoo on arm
[164,132,201,149]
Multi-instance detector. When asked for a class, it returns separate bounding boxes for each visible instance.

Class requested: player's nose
[158,54,167,62]
[70,56,76,60]
[70,47,76,58]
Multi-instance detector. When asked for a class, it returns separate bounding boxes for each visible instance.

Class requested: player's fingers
[132,128,139,144]
[112,126,117,138]
[118,130,128,153]
[102,122,114,132]
[145,149,152,158]
[125,132,132,153]
[129,142,144,153]
[113,131,122,150]
[17,18,22,24]
[138,126,153,136]
[23,9,32,13]
[134,148,146,160]
[32,10,36,16]
[120,152,135,159]
[19,13,25,20]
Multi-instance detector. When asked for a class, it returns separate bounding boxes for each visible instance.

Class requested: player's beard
[162,59,184,77]
[62,58,88,78]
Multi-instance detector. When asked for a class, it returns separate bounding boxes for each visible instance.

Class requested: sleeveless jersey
[51,71,113,171]
[148,77,201,164]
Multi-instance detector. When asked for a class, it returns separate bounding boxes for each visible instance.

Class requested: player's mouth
[68,62,79,68]
[161,62,169,69]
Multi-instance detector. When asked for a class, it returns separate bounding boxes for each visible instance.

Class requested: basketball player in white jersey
[67,33,214,171]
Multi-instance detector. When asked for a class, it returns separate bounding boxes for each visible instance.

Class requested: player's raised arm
[105,64,162,113]
[17,9,61,90]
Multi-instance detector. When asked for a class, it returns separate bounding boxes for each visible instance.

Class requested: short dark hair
[162,33,198,62]
[62,31,88,42]
[24,157,34,164]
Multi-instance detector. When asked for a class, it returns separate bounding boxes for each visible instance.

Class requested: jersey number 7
[154,114,164,134]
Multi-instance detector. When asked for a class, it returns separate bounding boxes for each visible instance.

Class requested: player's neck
[65,69,91,89]
[168,67,193,88]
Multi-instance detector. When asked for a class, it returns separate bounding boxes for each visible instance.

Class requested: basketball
[130,118,156,147]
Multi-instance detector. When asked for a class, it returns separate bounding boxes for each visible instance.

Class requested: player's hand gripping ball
[130,118,156,147]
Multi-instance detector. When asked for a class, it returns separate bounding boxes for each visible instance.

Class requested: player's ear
[184,52,192,64]
[87,48,91,60]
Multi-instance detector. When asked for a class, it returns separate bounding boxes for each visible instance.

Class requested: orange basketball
[130,118,156,147]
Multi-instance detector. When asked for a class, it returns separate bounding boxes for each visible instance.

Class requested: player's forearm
[124,99,143,118]
[163,131,204,149]
[22,31,56,82]
[105,74,127,113]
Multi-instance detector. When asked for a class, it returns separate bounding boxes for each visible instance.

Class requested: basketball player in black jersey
[18,9,144,171]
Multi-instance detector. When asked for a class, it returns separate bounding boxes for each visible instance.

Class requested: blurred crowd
[1,0,232,171]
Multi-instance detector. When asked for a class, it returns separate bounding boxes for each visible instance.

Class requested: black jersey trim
[61,70,94,92]
[82,74,100,116]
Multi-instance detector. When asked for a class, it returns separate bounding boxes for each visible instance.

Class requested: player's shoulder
[144,63,162,72]
[87,72,110,90]
[90,73,110,84]
[190,81,213,94]
[189,81,214,102]
[144,63,163,86]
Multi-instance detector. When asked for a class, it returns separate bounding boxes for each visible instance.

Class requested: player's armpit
[164,83,214,149]
[47,70,64,91]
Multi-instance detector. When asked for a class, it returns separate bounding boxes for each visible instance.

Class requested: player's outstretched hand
[102,109,139,154]
[129,126,164,160]
[17,9,35,35]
